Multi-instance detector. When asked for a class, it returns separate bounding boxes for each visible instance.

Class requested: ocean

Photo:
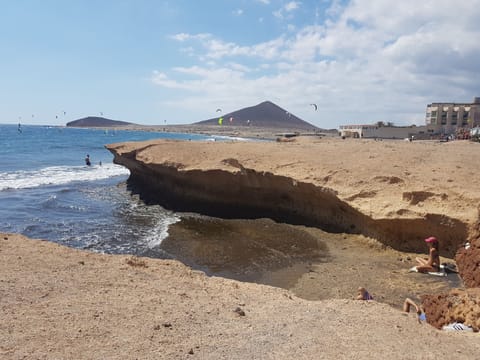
[0,124,233,258]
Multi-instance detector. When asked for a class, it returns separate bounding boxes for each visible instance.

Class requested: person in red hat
[415,236,440,273]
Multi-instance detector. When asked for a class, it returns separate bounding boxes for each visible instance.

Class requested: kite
[218,117,223,125]
[310,103,318,111]
[216,108,222,113]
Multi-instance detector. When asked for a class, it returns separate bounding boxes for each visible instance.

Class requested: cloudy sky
[1,0,479,128]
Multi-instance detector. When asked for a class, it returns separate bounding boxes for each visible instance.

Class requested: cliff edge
[106,136,480,329]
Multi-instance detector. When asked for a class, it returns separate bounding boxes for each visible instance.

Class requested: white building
[338,123,428,139]
[338,97,480,139]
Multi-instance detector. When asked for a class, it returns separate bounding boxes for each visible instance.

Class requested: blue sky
[1,0,479,128]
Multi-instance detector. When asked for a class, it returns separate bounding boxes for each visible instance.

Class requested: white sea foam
[0,163,130,191]
[143,212,180,249]
[208,135,249,142]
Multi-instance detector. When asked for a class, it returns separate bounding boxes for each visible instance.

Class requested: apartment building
[425,97,480,134]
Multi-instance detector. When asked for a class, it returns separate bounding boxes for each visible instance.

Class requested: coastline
[105,134,480,329]
[3,128,480,358]
[67,123,333,141]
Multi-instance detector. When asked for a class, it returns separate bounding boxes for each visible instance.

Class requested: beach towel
[442,322,474,332]
[408,265,447,277]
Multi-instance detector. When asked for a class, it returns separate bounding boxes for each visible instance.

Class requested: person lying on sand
[415,236,440,273]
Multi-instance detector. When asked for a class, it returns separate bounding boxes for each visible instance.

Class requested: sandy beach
[2,232,479,360]
[2,130,480,359]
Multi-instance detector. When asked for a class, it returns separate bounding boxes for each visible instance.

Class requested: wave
[0,163,130,191]
[143,213,180,249]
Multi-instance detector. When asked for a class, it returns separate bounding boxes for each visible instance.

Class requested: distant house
[339,123,427,139]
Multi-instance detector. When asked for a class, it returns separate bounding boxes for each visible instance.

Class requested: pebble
[234,307,246,316]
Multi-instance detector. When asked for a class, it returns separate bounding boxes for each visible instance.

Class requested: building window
[462,111,469,125]
[451,112,458,125]
[441,112,447,125]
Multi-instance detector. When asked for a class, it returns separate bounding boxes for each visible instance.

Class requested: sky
[1,0,479,129]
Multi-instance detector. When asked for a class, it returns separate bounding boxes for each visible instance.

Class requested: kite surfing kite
[310,103,318,111]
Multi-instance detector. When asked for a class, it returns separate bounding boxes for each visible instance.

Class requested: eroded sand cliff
[107,137,479,256]
[106,136,480,331]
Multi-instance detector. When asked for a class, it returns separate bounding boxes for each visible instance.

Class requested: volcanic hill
[66,117,135,127]
[195,101,318,130]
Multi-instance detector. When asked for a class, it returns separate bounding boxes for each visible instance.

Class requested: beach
[2,232,479,360]
[2,130,480,358]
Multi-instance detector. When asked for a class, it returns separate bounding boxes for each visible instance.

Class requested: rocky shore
[2,132,480,358]
[106,136,480,329]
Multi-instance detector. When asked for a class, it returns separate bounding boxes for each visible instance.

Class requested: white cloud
[170,33,211,42]
[155,0,480,128]
[285,1,300,12]
[273,1,301,19]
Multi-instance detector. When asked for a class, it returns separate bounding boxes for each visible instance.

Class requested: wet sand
[163,215,462,310]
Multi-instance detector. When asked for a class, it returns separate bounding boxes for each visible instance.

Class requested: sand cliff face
[106,137,480,329]
[106,138,478,257]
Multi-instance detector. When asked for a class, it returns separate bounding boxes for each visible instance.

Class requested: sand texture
[1,233,479,360]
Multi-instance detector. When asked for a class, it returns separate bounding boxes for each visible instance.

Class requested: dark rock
[234,307,246,316]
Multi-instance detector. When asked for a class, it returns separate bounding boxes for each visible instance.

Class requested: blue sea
[0,124,234,257]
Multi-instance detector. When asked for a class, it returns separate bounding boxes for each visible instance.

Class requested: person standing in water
[85,154,91,166]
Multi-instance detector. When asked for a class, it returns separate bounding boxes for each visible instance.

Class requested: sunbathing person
[415,236,440,273]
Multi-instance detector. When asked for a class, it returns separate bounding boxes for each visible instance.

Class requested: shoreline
[67,123,335,141]
[105,134,480,332]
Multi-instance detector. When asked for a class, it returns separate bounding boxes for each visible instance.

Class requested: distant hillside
[66,117,135,127]
[194,101,318,130]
